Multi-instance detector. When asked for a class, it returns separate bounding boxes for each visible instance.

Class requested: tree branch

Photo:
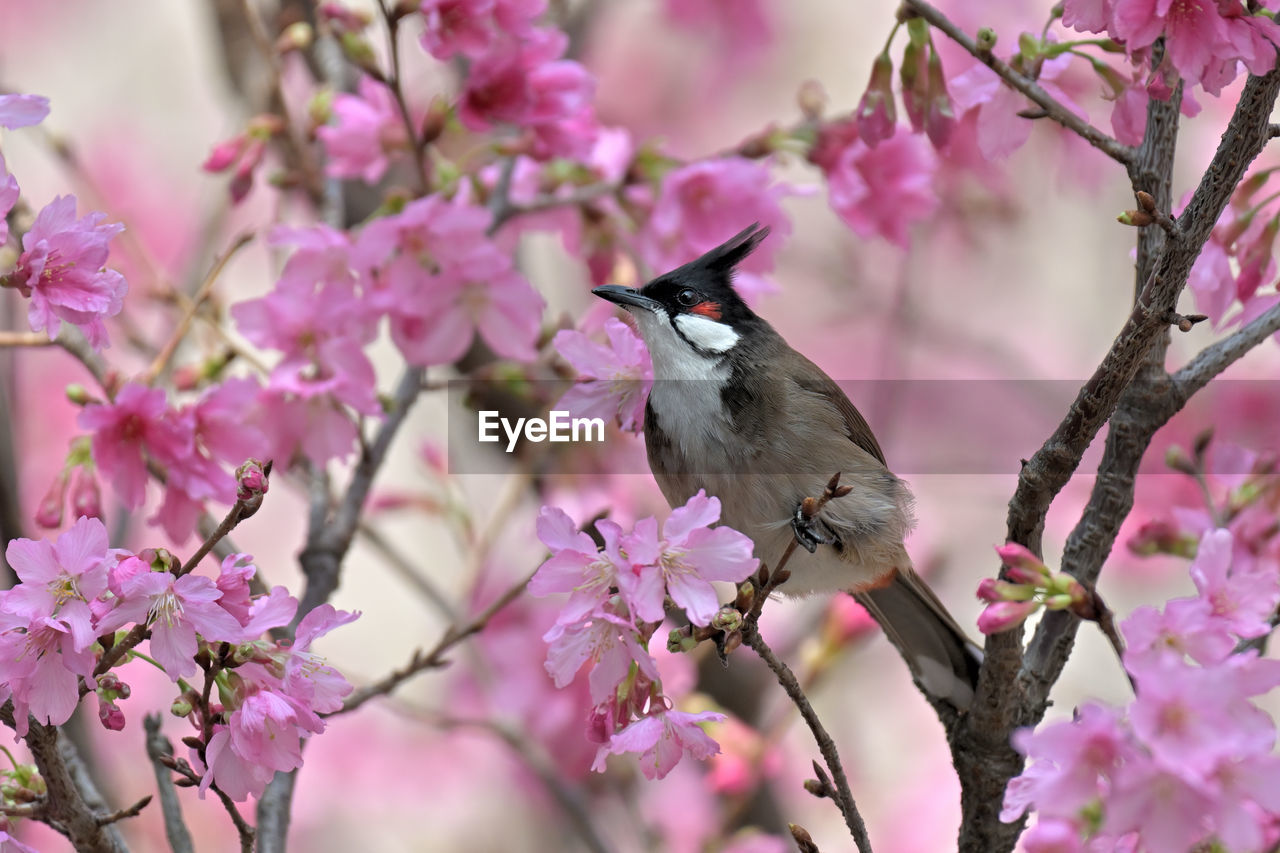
[899,0,1134,165]
[144,714,195,853]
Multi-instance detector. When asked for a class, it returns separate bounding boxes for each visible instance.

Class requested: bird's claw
[792,503,838,553]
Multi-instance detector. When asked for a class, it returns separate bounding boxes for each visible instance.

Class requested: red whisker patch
[691,301,722,320]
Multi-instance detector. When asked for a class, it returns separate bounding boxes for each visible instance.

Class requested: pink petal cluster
[1062,0,1280,92]
[530,492,756,779]
[354,195,545,365]
[1,518,359,800]
[552,318,653,433]
[636,158,792,300]
[1005,528,1280,851]
[194,604,358,801]
[79,381,265,542]
[316,76,409,184]
[1187,183,1280,327]
[2,195,127,349]
[432,4,600,161]
[947,54,1085,161]
[0,518,109,735]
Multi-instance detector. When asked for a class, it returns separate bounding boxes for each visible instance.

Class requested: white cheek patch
[673,313,740,354]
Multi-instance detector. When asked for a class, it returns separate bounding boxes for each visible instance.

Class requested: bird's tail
[854,568,983,711]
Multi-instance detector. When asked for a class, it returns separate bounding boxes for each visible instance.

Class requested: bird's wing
[789,359,887,466]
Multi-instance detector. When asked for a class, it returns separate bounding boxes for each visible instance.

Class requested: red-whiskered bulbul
[593,224,981,710]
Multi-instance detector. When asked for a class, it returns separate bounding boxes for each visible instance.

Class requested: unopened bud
[720,630,743,655]
[420,97,450,145]
[976,27,998,54]
[802,778,828,798]
[339,31,380,75]
[276,21,313,53]
[1118,209,1154,227]
[65,384,94,406]
[180,735,203,751]
[236,458,271,517]
[790,823,820,853]
[734,580,755,612]
[710,606,742,633]
[1135,190,1157,213]
[69,466,103,520]
[1165,444,1198,475]
[668,626,697,654]
[977,599,1039,634]
[97,699,125,731]
[34,469,69,529]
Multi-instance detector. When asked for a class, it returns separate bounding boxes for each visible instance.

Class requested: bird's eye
[676,288,699,307]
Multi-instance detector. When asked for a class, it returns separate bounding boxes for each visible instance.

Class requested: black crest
[638,224,771,327]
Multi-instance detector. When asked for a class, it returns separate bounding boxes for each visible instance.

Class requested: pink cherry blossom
[1122,599,1235,669]
[817,129,939,249]
[552,319,653,433]
[419,0,545,60]
[618,491,758,626]
[2,516,110,629]
[78,383,190,509]
[95,570,243,681]
[0,93,50,129]
[949,55,1086,161]
[637,158,792,300]
[196,725,276,801]
[279,604,359,713]
[229,686,323,773]
[0,519,110,734]
[4,195,127,349]
[357,195,544,365]
[529,506,627,624]
[592,708,725,780]
[542,606,660,702]
[316,76,408,184]
[1188,527,1280,639]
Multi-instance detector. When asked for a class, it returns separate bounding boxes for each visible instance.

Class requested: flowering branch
[898,0,1134,165]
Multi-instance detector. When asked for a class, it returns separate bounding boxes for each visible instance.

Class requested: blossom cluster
[529,491,758,779]
[1005,528,1280,852]
[0,517,358,802]
[0,94,127,350]
[1187,172,1280,330]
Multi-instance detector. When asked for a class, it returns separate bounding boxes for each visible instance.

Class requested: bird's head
[593,224,769,367]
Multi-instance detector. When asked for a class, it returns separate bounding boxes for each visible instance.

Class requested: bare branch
[144,714,195,853]
[335,570,534,715]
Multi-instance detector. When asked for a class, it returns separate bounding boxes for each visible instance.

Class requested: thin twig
[374,0,430,193]
[95,796,152,826]
[0,332,54,348]
[741,625,872,852]
[334,569,535,715]
[178,500,246,577]
[142,232,254,384]
[900,0,1134,165]
[144,714,195,853]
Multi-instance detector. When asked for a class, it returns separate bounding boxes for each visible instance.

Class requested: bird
[592,223,981,710]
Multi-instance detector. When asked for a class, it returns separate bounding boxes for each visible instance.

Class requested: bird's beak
[592,284,661,312]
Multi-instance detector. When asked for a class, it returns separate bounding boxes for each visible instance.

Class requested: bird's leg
[792,502,840,553]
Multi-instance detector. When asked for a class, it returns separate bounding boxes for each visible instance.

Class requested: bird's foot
[792,503,839,553]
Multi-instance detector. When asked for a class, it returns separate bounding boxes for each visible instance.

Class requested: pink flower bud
[995,542,1051,582]
[855,52,896,146]
[69,466,103,520]
[236,458,271,503]
[924,50,955,150]
[97,698,125,731]
[34,469,69,529]
[899,40,929,133]
[977,599,1039,635]
[203,135,247,173]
